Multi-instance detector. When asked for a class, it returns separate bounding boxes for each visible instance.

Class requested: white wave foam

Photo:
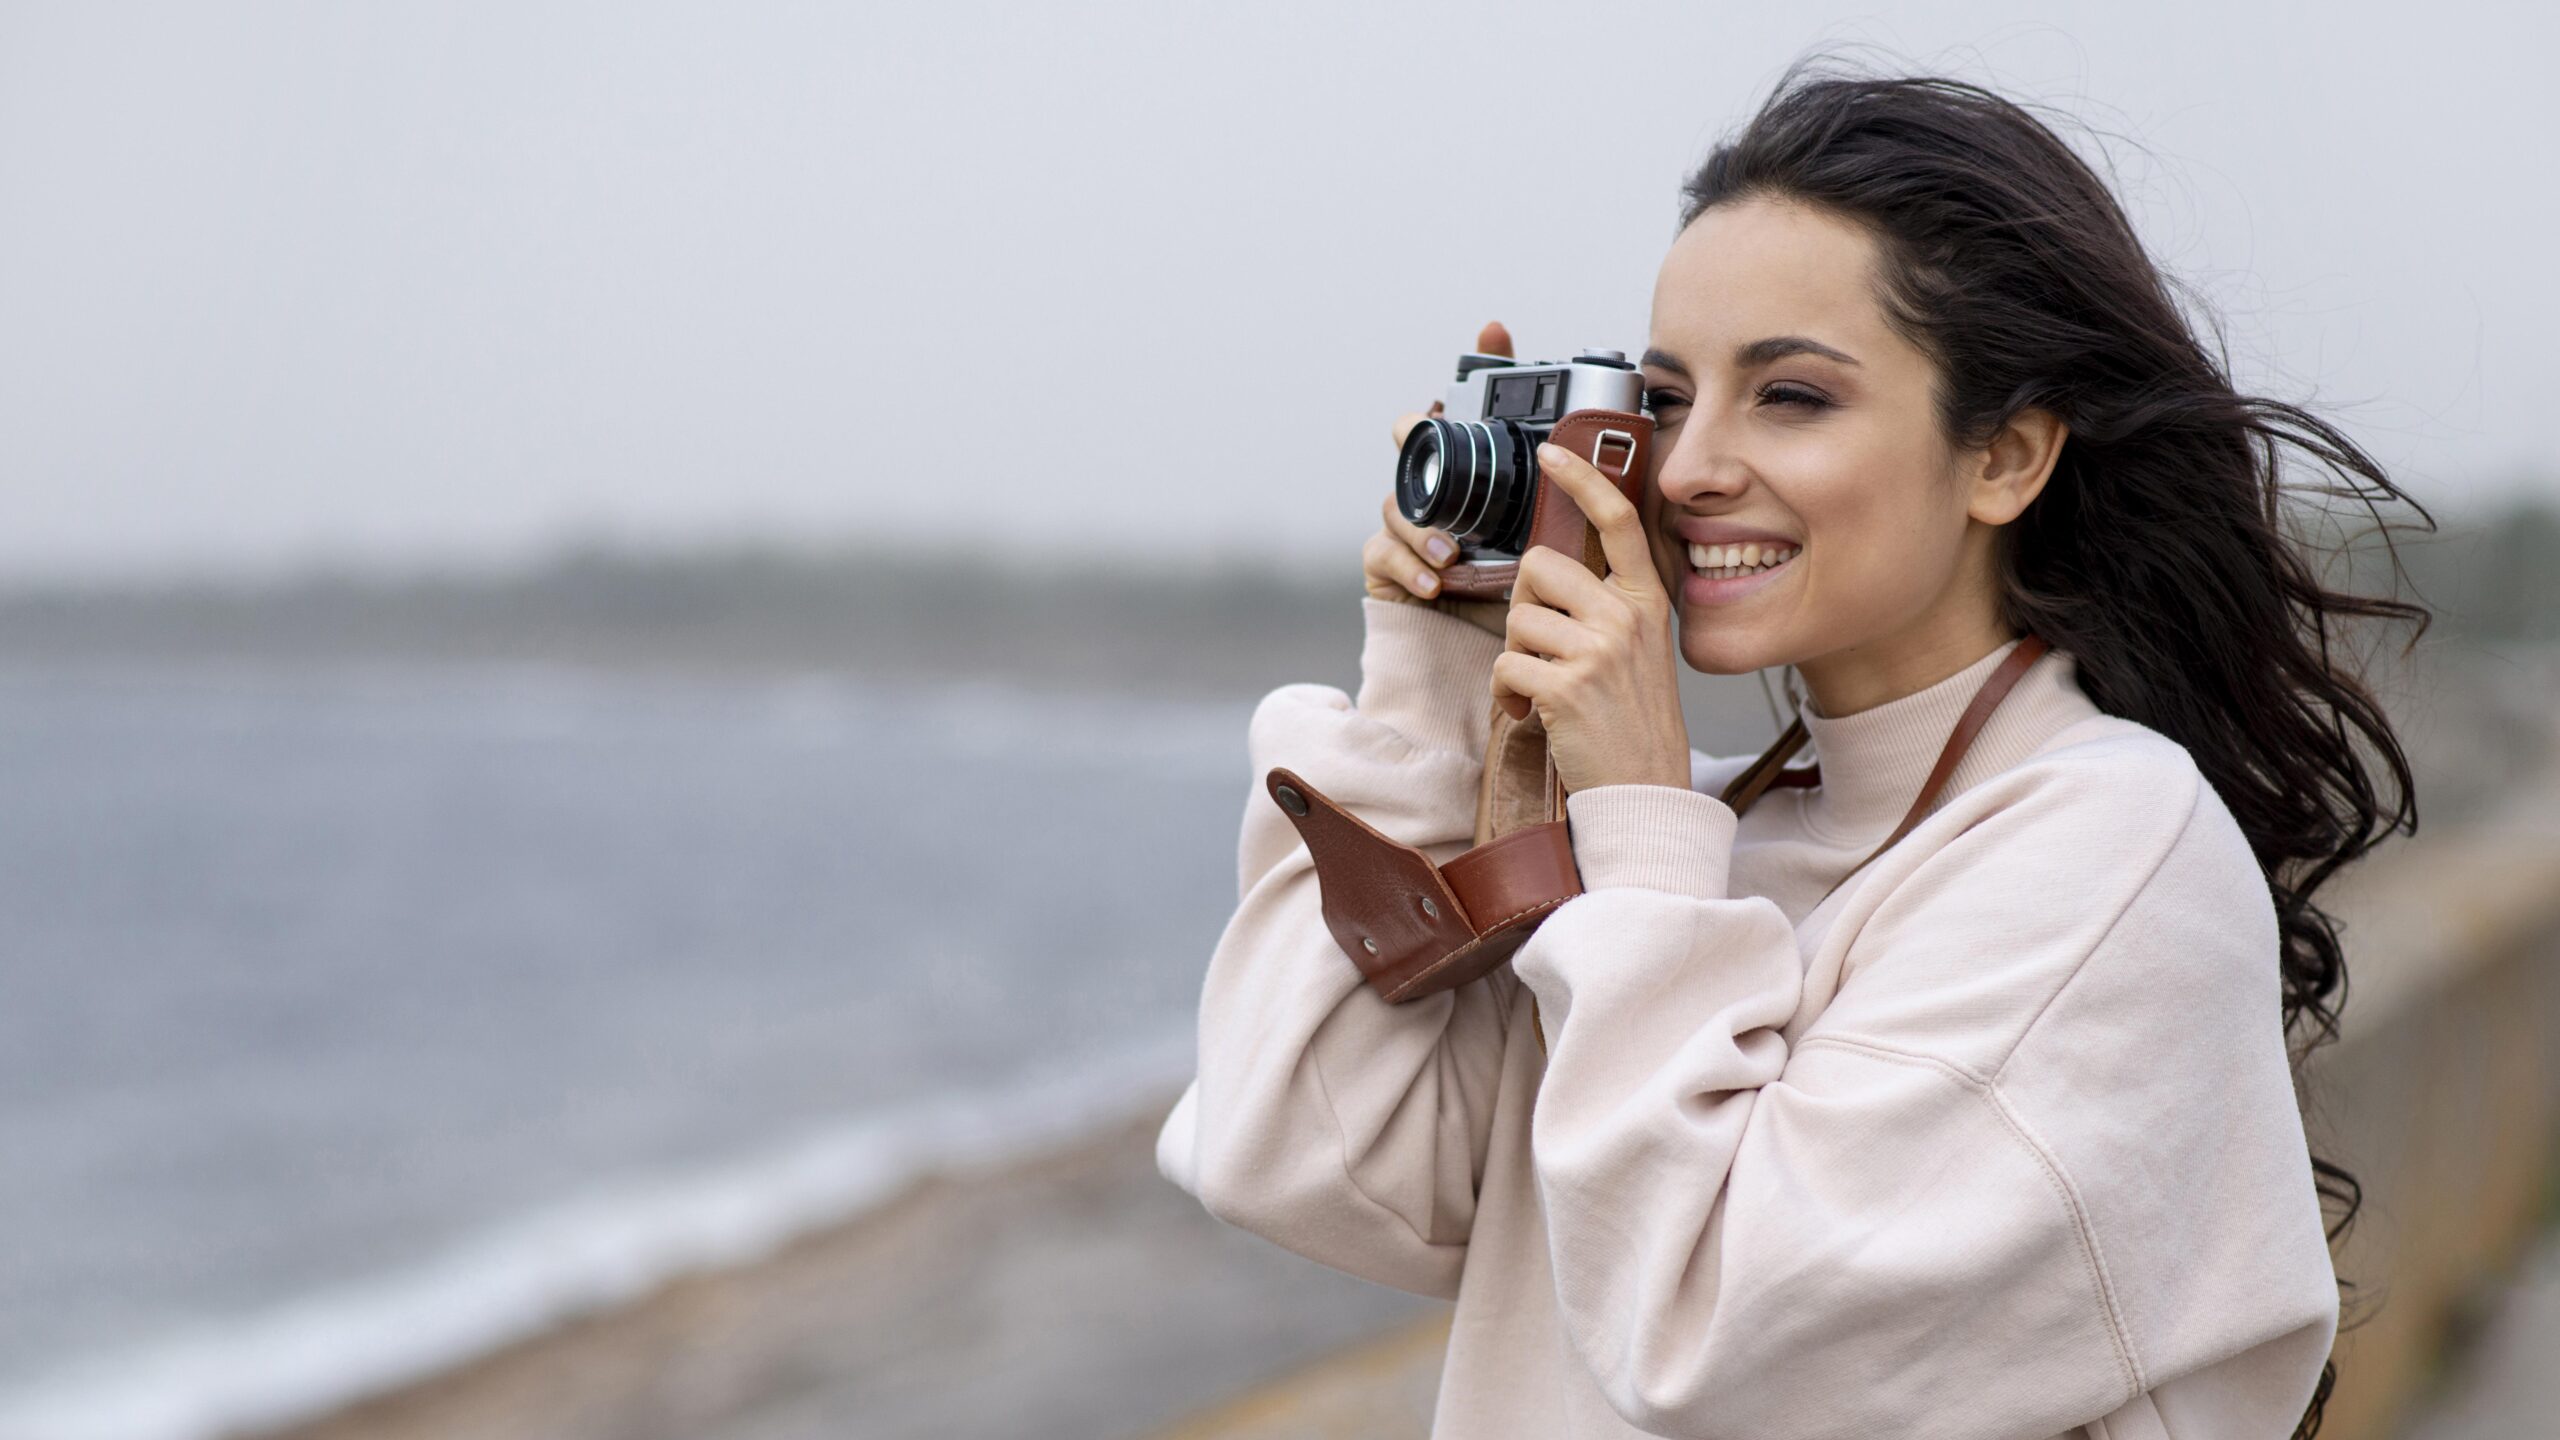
[0,1028,1198,1440]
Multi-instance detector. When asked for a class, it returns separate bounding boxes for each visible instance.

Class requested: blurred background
[0,3,2554,1438]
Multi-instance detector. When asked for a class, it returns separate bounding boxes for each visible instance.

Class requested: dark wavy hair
[1680,57,2429,1437]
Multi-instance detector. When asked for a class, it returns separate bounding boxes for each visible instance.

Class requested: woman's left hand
[1490,441,1694,796]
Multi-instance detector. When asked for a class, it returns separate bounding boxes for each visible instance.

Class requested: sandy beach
[248,1091,1445,1440]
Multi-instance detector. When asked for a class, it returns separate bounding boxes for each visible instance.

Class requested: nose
[1653,415,1751,510]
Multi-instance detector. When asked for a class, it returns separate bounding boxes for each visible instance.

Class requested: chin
[1675,616,1788,676]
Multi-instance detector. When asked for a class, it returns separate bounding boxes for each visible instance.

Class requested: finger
[1379,495,1460,568]
[1535,441,1664,599]
[1489,648,1554,722]
[1507,543,1615,631]
[1502,599,1585,663]
[1364,528,1446,599]
[1389,400,1448,449]
[1477,321,1513,358]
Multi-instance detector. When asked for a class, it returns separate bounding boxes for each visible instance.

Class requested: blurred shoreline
[0,1031,1211,1440]
[0,541,1371,704]
[1,501,2550,701]
[245,1087,1444,1440]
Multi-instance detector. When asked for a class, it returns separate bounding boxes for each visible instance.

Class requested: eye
[1642,387,1689,414]
[1759,383,1831,411]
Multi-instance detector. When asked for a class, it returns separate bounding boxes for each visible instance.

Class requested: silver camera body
[1395,348,1646,561]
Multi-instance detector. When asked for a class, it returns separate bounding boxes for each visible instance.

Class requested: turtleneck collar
[1792,639,2103,847]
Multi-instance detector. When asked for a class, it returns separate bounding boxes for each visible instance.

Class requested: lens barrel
[1396,417,1536,554]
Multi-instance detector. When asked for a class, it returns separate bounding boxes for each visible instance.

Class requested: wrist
[1564,784,1735,899]
[1353,596,1506,757]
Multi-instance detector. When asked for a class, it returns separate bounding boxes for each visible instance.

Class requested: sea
[0,659,1259,1440]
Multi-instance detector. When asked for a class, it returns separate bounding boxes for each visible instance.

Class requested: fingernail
[1425,535,1456,564]
[1537,442,1564,465]
[1414,570,1439,596]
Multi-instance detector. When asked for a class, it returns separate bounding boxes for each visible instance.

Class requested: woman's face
[1635,195,1989,686]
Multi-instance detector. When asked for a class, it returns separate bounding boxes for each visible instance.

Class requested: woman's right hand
[1364,322,1514,638]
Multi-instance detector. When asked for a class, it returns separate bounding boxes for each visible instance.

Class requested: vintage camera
[1393,348,1645,561]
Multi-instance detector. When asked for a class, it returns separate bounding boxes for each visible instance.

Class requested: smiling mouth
[1685,541,1800,581]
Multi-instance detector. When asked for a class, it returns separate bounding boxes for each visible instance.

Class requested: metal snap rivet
[1275,784,1308,817]
[1421,897,1440,919]
[1362,937,1378,955]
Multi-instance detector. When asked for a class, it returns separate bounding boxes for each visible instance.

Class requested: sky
[0,1,2552,583]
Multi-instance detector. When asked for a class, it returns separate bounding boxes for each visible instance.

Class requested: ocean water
[0,660,1263,1438]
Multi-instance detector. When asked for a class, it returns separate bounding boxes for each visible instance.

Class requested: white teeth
[1686,541,1799,579]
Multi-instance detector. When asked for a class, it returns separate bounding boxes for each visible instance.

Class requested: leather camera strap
[1725,636,2049,872]
[1265,408,1654,1007]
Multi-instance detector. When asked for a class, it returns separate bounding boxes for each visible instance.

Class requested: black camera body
[1394,348,1646,562]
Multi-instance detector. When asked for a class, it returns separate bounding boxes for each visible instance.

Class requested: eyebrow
[1642,336,1862,375]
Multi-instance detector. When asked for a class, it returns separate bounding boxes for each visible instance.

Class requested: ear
[1965,406,2069,526]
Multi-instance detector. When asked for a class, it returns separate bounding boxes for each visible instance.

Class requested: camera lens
[1396,417,1534,553]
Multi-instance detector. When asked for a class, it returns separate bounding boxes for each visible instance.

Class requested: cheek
[1781,435,1891,552]
[1789,430,1966,605]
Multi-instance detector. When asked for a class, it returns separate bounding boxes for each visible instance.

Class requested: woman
[1156,62,2422,1440]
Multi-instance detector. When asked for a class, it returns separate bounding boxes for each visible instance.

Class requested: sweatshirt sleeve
[1155,596,1521,1299]
[1513,743,2339,1439]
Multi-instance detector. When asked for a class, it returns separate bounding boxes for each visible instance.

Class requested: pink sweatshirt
[1157,597,2339,1439]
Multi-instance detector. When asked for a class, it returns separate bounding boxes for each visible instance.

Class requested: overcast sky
[1,1,2552,583]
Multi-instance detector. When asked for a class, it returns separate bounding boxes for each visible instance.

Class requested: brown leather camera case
[1262,408,1655,1004]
